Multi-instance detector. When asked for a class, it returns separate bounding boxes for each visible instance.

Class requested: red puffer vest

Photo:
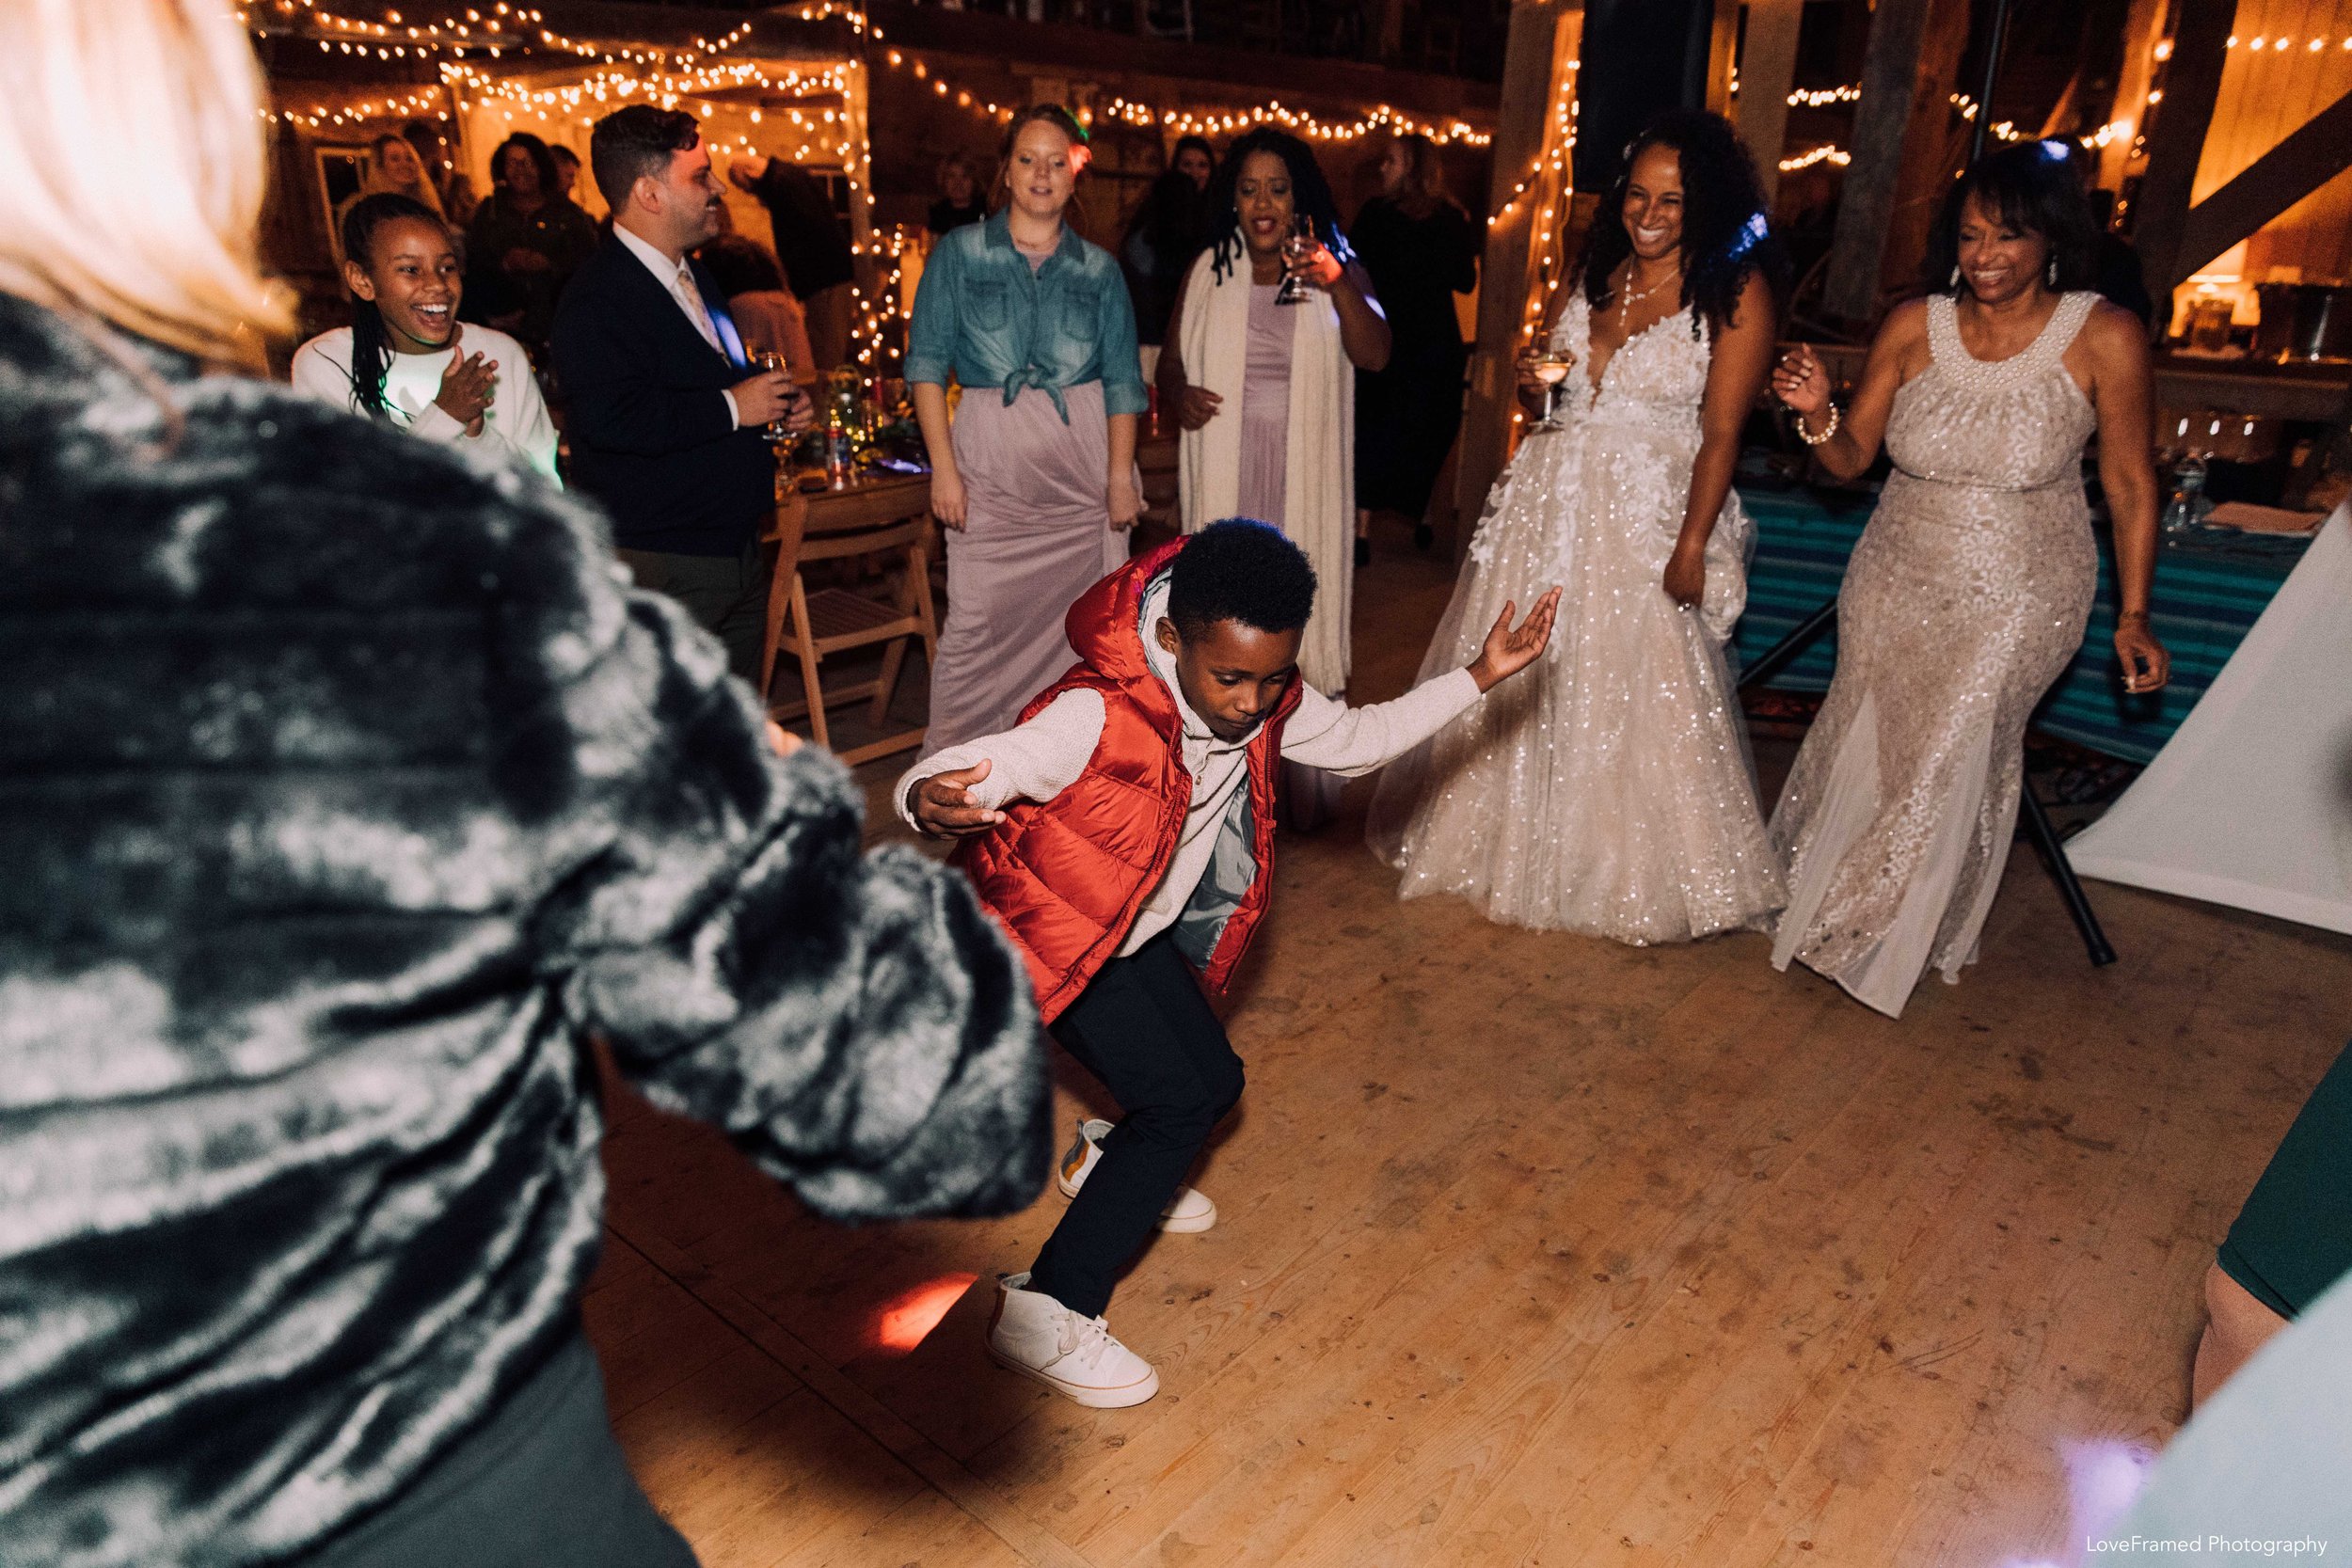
[955,538,1303,1023]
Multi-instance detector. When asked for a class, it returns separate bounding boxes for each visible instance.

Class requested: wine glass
[1526,354,1576,431]
[754,350,803,447]
[1276,214,1318,306]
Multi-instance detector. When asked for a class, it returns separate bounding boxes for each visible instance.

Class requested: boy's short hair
[1167,519,1316,641]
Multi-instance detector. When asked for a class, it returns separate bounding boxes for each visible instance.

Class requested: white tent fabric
[2067,500,2352,935]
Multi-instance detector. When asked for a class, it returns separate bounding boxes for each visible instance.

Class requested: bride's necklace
[1615,261,1682,321]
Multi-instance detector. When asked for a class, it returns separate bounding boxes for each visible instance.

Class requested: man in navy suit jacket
[553,106,810,680]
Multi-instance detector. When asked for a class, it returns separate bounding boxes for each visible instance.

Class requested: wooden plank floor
[586,523,2352,1567]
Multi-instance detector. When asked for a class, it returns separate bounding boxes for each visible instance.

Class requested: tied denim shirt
[905,210,1149,423]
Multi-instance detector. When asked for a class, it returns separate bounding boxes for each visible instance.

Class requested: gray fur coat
[0,294,1047,1565]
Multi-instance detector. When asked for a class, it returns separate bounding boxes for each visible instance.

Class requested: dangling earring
[2045,256,2058,288]
[1950,263,1963,290]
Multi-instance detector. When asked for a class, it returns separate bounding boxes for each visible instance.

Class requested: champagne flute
[1276,214,1318,306]
[1526,354,1575,432]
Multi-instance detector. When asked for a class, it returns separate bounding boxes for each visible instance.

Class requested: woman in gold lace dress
[1768,144,2169,1018]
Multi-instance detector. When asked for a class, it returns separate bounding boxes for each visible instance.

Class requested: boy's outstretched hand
[1466,587,1563,692]
[910,760,1007,839]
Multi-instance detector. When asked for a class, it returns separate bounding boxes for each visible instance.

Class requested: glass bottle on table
[2162,453,2208,535]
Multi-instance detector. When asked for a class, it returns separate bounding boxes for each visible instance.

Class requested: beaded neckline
[1928,291,2094,389]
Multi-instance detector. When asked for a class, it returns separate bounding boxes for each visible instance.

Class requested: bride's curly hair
[1579,109,1788,337]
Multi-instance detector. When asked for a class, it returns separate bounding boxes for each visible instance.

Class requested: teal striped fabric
[1731,485,2309,764]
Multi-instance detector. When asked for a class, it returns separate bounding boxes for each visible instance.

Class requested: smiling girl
[293,192,559,480]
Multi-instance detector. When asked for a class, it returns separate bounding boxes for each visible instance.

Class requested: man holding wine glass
[553,105,815,682]
[1158,129,1391,824]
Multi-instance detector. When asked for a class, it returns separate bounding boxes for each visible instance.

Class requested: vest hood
[1063,535,1185,689]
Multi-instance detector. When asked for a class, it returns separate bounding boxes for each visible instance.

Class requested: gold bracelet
[1796,402,1840,446]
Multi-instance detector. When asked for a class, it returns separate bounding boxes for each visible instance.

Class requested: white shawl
[1175,241,1355,694]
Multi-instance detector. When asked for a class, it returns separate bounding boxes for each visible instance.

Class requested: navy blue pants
[1026,933,1245,1319]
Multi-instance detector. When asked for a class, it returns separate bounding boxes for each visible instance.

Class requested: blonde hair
[0,0,291,360]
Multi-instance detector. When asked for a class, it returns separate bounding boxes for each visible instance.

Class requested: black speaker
[1571,0,1719,192]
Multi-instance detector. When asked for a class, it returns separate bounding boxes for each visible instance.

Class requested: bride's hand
[1515,345,1571,413]
[1772,345,1831,417]
[1662,542,1706,608]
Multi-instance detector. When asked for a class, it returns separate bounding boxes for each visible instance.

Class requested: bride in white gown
[1368,111,1787,943]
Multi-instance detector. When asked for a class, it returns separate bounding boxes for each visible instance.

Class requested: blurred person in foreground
[0,6,1048,1565]
[553,105,811,682]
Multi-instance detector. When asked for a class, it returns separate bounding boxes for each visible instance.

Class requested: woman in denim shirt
[908,105,1149,752]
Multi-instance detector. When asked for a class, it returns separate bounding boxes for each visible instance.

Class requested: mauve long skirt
[925,380,1130,754]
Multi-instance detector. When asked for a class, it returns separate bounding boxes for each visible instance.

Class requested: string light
[848,225,918,373]
[1487,62,1576,232]
[1779,144,1851,172]
[1098,96,1490,147]
[265,85,449,129]
[875,47,1009,123]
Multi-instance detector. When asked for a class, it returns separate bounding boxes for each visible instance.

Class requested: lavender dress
[1236,282,1292,527]
[927,245,1130,754]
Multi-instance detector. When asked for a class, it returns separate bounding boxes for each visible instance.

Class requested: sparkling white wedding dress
[1366,293,1786,942]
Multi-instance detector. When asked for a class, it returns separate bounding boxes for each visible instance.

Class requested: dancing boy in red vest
[900,520,1557,1407]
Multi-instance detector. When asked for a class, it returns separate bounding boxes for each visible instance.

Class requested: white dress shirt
[899,574,1483,956]
[612,221,741,429]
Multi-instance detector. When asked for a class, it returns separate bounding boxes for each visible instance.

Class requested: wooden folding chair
[757,483,940,766]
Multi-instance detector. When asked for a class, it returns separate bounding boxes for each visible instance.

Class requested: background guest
[0,3,1044,1563]
[1171,134,1215,194]
[465,131,597,356]
[1159,127,1391,822]
[732,153,857,369]
[1120,134,1217,349]
[928,152,989,236]
[330,131,443,264]
[549,141,582,204]
[697,207,818,386]
[1769,142,2169,1018]
[293,192,559,480]
[906,103,1148,753]
[1348,132,1478,560]
[400,119,477,228]
[552,105,809,681]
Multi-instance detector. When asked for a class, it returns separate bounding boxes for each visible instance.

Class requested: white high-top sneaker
[986,1273,1160,1408]
[1056,1118,1218,1233]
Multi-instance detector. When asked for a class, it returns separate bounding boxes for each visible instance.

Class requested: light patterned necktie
[671,261,724,355]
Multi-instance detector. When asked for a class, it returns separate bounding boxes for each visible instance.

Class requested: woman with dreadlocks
[1369,109,1788,943]
[1160,128,1391,828]
[292,192,559,480]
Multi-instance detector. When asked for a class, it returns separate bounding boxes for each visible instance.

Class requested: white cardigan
[1173,243,1356,694]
